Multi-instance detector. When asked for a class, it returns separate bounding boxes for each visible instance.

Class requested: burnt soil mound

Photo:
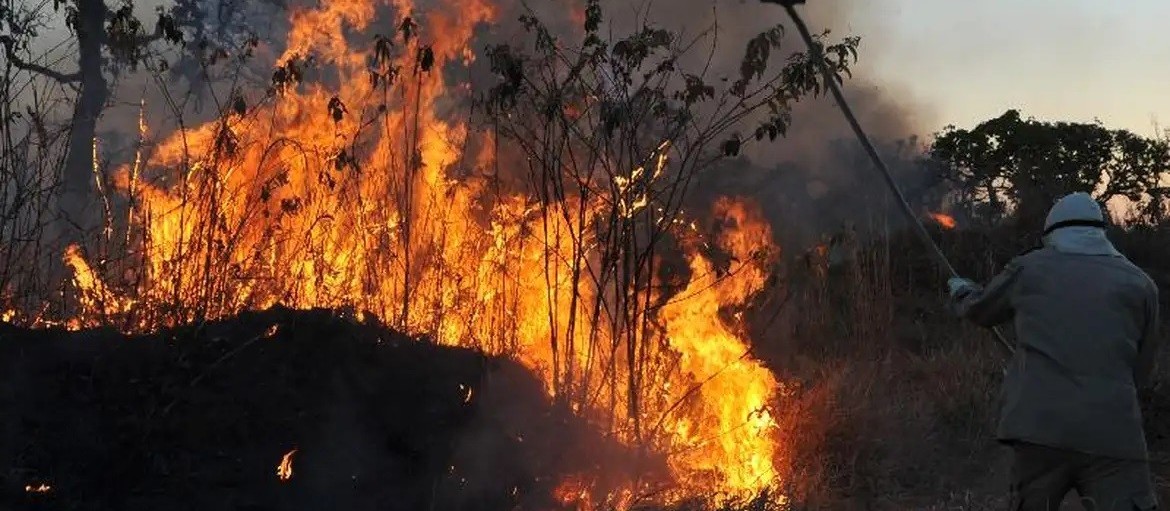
[0,307,639,511]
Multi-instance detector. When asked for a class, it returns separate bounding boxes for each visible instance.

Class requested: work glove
[947,277,977,299]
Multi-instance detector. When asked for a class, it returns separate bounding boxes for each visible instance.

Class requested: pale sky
[14,0,1169,140]
[836,0,1170,137]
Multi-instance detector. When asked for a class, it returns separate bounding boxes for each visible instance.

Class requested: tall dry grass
[759,218,1170,510]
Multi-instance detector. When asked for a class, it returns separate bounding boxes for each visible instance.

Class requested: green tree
[929,110,1170,228]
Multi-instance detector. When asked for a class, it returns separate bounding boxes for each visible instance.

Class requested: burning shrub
[8,0,866,505]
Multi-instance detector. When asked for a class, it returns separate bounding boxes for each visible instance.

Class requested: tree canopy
[929,109,1170,228]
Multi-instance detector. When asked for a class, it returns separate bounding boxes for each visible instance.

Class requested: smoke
[86,0,939,243]
[45,0,938,266]
[638,0,938,250]
[463,0,941,250]
[11,0,939,252]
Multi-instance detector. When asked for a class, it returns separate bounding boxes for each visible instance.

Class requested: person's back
[949,192,1161,511]
[1001,247,1156,460]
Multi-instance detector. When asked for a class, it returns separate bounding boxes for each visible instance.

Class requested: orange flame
[929,212,957,230]
[25,483,51,493]
[554,475,591,510]
[277,449,297,481]
[52,0,789,503]
[660,198,780,493]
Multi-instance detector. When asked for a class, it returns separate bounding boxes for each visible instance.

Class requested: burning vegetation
[0,0,866,507]
[3,0,1170,505]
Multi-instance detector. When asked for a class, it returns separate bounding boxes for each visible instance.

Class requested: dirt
[0,307,636,511]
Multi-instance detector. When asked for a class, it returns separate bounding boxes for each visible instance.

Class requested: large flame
[660,198,780,492]
[54,0,788,503]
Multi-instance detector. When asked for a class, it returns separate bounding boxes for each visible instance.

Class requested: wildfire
[25,483,51,494]
[277,449,297,481]
[659,198,780,493]
[51,0,789,504]
[929,212,957,230]
[555,475,593,510]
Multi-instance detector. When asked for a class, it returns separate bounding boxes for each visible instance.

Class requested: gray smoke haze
[494,0,941,250]
[649,0,938,250]
[67,0,940,253]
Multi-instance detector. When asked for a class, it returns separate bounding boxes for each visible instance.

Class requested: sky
[834,0,1170,138]
[14,0,1169,140]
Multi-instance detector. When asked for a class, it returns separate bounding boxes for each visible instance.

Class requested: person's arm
[1135,282,1161,390]
[951,259,1023,328]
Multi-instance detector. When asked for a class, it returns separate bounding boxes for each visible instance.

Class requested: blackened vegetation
[270,54,310,95]
[0,307,631,511]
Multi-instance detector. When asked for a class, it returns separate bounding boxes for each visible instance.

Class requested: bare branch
[0,36,82,83]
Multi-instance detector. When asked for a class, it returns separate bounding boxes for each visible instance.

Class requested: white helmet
[1043,192,1105,236]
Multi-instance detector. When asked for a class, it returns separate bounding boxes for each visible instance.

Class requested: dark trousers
[1009,442,1158,510]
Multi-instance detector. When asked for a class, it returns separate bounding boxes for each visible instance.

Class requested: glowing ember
[25,483,51,493]
[554,475,591,510]
[277,449,297,481]
[459,383,473,404]
[929,212,957,230]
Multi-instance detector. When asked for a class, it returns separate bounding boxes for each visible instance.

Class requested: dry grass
[771,339,1005,509]
[754,227,1170,510]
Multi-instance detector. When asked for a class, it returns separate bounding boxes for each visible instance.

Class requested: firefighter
[948,192,1161,511]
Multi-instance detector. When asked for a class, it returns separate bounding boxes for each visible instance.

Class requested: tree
[1,0,181,234]
[929,110,1170,228]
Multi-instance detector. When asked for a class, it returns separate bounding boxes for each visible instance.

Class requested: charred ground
[0,307,644,511]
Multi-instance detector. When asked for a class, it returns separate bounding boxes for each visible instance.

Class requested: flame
[277,449,297,481]
[64,244,133,325]
[25,483,51,493]
[929,212,957,230]
[659,198,780,494]
[555,474,593,510]
[49,0,789,504]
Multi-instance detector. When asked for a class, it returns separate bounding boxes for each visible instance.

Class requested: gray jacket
[953,229,1161,460]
